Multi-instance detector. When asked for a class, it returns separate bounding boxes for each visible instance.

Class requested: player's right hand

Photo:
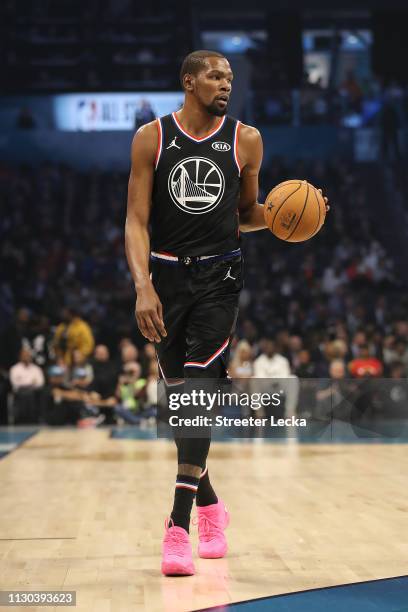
[135,283,167,343]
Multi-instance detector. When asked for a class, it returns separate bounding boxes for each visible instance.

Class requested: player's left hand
[318,188,330,212]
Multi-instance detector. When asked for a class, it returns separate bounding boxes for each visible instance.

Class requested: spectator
[348,345,383,378]
[9,347,44,391]
[322,265,346,294]
[253,339,298,417]
[53,307,95,366]
[115,361,147,424]
[295,349,317,378]
[70,349,93,389]
[120,342,139,367]
[229,340,254,378]
[140,342,156,377]
[47,363,68,390]
[47,361,83,425]
[47,360,103,427]
[253,339,291,378]
[9,347,45,423]
[30,315,53,368]
[91,344,118,399]
[315,359,353,420]
[0,308,32,370]
[287,335,303,370]
[389,361,405,380]
[328,359,347,380]
[134,99,155,130]
[350,332,368,359]
[394,321,408,340]
[324,339,348,364]
[294,349,318,417]
[383,338,408,372]
[382,361,407,419]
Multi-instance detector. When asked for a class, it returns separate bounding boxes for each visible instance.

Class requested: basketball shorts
[151,249,243,381]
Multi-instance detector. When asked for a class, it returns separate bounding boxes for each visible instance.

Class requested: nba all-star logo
[168,157,225,215]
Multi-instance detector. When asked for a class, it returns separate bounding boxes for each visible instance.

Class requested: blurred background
[1,0,408,430]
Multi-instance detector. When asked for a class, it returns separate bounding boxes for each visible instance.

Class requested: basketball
[264,179,326,242]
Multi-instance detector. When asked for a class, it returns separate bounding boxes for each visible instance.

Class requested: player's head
[180,50,233,116]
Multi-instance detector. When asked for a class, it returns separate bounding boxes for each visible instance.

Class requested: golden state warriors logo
[168,157,225,215]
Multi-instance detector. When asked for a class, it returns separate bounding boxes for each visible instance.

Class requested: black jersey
[150,112,242,256]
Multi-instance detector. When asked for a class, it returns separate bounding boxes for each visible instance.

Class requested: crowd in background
[252,73,408,133]
[3,310,159,427]
[1,158,408,425]
[1,0,193,93]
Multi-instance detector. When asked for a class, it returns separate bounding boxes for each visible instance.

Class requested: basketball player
[125,50,328,576]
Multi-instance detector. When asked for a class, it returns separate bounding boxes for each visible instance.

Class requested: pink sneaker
[161,519,195,576]
[195,499,230,559]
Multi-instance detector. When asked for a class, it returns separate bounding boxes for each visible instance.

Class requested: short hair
[180,50,226,89]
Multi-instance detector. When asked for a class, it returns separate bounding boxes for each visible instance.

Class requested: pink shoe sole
[199,544,227,559]
[161,560,195,576]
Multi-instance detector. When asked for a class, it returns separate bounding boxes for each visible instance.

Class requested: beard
[205,100,228,117]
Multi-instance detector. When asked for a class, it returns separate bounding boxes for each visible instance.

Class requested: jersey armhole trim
[233,120,242,176]
[154,118,163,170]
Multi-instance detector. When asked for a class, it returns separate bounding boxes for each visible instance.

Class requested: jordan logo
[223,267,236,281]
[166,137,181,150]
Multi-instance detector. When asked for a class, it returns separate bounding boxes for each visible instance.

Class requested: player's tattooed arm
[126,121,167,343]
[237,124,267,232]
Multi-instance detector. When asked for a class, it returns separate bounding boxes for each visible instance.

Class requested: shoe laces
[193,513,223,542]
[164,518,188,557]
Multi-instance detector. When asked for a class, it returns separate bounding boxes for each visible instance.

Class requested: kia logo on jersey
[212,141,231,152]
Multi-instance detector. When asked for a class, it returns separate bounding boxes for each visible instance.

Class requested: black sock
[170,474,200,533]
[196,466,218,507]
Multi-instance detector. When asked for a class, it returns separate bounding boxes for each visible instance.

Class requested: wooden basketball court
[0,428,406,611]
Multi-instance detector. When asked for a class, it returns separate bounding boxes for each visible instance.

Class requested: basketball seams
[269,180,301,197]
[270,182,303,234]
[308,187,326,239]
[306,186,321,240]
[285,181,309,240]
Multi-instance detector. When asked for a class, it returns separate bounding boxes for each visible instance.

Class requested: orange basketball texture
[264,180,326,242]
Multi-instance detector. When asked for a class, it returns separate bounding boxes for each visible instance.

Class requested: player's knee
[177,437,210,468]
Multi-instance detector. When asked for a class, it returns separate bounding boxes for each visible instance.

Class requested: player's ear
[184,73,194,92]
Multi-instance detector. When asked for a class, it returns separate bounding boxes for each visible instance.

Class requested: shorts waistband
[150,248,241,265]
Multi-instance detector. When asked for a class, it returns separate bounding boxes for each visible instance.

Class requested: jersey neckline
[171,112,226,143]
